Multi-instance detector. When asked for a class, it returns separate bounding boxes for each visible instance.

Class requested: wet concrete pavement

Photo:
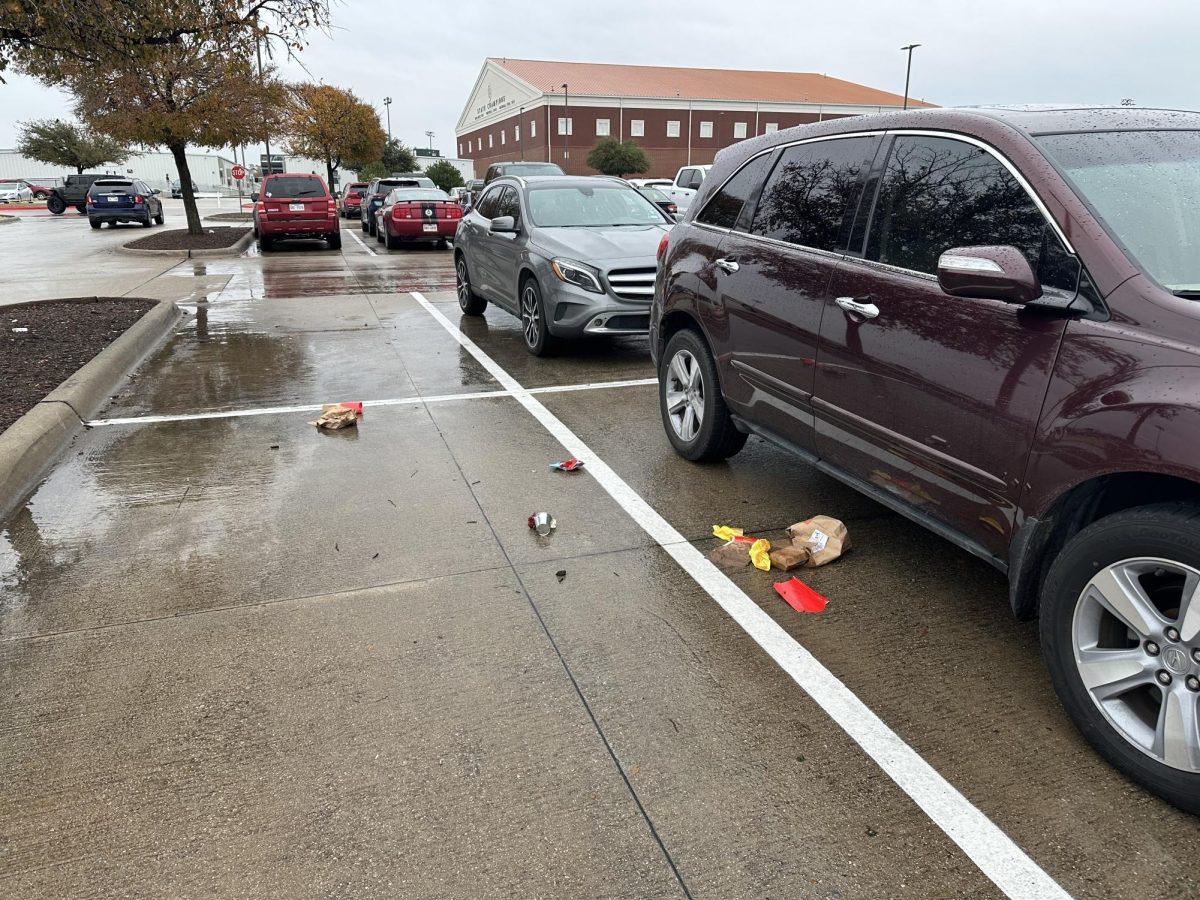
[2,215,1198,898]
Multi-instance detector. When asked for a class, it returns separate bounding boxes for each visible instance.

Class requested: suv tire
[89,219,101,230]
[259,235,274,252]
[519,276,557,357]
[1040,503,1200,814]
[455,254,486,315]
[142,215,153,227]
[47,195,65,215]
[154,211,164,225]
[327,232,342,251]
[659,328,748,462]
[75,203,86,214]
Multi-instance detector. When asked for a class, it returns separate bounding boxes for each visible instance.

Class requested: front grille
[606,267,656,302]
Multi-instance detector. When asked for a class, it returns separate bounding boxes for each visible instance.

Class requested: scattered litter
[712,524,744,542]
[11,327,28,333]
[269,444,279,450]
[774,578,828,613]
[708,540,752,571]
[386,499,397,507]
[555,570,567,582]
[769,544,809,572]
[528,512,556,536]
[334,542,340,552]
[748,538,772,572]
[339,401,363,416]
[309,403,360,430]
[372,552,379,559]
[786,516,850,568]
[550,458,585,472]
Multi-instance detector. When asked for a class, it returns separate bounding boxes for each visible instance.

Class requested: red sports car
[375,187,461,250]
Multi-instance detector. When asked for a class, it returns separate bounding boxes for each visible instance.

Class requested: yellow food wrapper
[749,538,771,572]
[712,525,744,542]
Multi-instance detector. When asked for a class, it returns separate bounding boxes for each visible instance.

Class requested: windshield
[527,185,667,227]
[1037,130,1200,292]
[264,176,325,198]
[388,189,449,203]
[503,164,563,178]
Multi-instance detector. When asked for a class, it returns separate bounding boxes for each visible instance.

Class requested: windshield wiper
[1171,289,1200,299]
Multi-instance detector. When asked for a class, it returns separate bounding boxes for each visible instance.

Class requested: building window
[699,121,713,139]
[459,142,463,156]
[764,123,779,134]
[501,130,506,145]
[734,122,748,139]
[630,119,645,137]
[595,118,610,137]
[530,119,536,138]
[667,120,681,138]
[488,134,493,148]
[515,124,520,142]
[558,117,573,136]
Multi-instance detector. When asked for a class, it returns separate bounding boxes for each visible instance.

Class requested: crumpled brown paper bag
[310,404,358,430]
[769,544,810,571]
[707,540,752,571]
[786,516,850,568]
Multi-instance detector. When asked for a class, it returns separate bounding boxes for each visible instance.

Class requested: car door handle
[715,257,739,274]
[835,296,879,319]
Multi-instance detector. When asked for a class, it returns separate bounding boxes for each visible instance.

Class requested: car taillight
[327,199,337,213]
[255,201,266,217]
[447,205,462,219]
[134,194,144,204]
[657,231,670,262]
[667,203,678,213]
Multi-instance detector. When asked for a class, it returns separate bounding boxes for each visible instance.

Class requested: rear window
[388,189,451,203]
[502,163,564,177]
[263,176,327,199]
[93,180,133,188]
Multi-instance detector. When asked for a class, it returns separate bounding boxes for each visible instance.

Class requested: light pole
[383,97,392,140]
[425,130,435,153]
[561,83,569,167]
[255,36,272,174]
[901,43,921,110]
[519,105,525,159]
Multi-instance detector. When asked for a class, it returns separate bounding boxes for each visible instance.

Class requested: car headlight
[550,258,604,294]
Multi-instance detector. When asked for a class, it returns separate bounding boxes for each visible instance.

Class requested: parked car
[86,178,164,228]
[454,175,672,355]
[652,105,1200,814]
[252,173,340,251]
[0,179,50,200]
[47,174,105,215]
[636,185,678,217]
[0,181,33,203]
[628,178,674,190]
[448,186,466,202]
[360,174,435,236]
[170,179,197,199]
[374,187,462,250]
[657,165,711,211]
[340,182,367,218]
[460,178,485,209]
[483,161,565,184]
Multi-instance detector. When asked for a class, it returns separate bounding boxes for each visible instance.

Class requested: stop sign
[231,164,247,180]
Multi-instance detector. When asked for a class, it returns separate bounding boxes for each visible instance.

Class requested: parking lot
[2,204,1198,898]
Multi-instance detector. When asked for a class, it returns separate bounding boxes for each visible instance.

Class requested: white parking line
[346,227,376,256]
[408,291,1071,900]
[85,378,658,427]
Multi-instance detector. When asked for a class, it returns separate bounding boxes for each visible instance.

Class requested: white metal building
[0,148,236,193]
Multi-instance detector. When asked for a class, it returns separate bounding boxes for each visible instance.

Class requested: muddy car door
[813,133,1081,559]
[712,135,881,453]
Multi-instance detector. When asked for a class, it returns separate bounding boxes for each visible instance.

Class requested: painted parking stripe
[346,227,377,256]
[84,378,658,427]
[408,291,1071,900]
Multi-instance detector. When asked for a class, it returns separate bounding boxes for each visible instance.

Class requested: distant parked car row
[0,179,52,202]
[86,178,165,228]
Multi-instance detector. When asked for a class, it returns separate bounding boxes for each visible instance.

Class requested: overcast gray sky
[3,0,1198,154]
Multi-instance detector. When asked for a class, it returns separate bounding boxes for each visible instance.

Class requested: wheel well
[658,310,705,357]
[1012,472,1200,619]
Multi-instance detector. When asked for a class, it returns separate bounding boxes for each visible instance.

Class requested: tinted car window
[526,185,664,227]
[501,163,564,178]
[751,136,878,252]
[865,135,1076,289]
[497,186,521,223]
[696,154,770,230]
[264,176,325,198]
[475,186,504,219]
[388,189,450,203]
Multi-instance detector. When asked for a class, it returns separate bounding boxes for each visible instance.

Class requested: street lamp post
[901,43,921,110]
[519,105,525,159]
[255,36,272,174]
[562,83,569,168]
[425,130,435,152]
[383,97,392,141]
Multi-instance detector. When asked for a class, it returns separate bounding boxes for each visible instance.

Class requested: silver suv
[453,176,673,355]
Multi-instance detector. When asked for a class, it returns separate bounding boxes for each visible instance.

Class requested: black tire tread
[659,328,747,462]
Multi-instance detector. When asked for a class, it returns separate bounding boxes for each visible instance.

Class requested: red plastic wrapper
[339,401,364,417]
[550,458,584,472]
[774,578,828,613]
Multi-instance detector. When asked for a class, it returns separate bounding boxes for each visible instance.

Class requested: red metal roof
[491,58,933,107]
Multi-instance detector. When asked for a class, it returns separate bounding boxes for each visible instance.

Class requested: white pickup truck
[659,165,711,212]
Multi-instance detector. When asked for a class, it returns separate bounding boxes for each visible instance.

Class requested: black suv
[47,174,105,215]
[482,162,565,184]
[359,174,435,236]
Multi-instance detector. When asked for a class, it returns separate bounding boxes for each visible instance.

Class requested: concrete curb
[0,299,181,524]
[0,215,18,226]
[116,227,253,259]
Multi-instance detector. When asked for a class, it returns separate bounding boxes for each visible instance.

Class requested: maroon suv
[652,107,1200,813]
[253,173,340,252]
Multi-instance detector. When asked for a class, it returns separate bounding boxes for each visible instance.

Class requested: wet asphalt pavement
[2,205,1199,898]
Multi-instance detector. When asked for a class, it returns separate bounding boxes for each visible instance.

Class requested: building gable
[456,60,543,135]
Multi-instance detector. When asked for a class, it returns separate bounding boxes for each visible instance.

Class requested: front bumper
[545,279,651,337]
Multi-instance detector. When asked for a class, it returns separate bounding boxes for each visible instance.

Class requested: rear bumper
[387,221,458,240]
[88,207,149,222]
[258,218,339,238]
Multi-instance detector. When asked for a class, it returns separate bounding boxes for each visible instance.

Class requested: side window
[750,136,879,252]
[497,186,521,224]
[475,187,503,219]
[865,135,1076,290]
[696,154,771,230]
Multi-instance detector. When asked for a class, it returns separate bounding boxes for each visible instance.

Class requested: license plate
[106,196,117,203]
[423,223,437,232]
[289,202,304,211]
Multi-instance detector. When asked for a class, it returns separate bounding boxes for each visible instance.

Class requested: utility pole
[901,43,921,110]
[519,106,525,159]
[562,83,570,167]
[383,97,392,140]
[255,36,273,173]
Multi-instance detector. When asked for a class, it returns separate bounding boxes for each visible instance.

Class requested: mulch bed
[125,226,249,251]
[205,212,253,221]
[1,298,155,433]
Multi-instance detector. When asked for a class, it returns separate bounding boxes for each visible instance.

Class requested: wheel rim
[456,259,471,310]
[1073,556,1200,772]
[521,285,540,347]
[664,348,705,442]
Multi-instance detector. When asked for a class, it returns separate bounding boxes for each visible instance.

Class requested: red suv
[653,107,1200,813]
[253,173,340,252]
[340,181,367,218]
